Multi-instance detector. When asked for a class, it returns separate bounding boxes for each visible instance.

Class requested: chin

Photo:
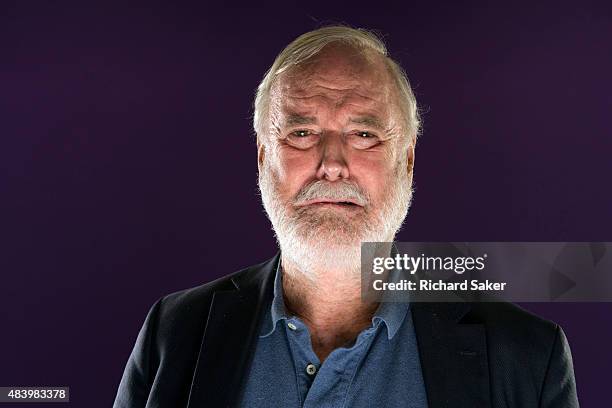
[276,224,368,276]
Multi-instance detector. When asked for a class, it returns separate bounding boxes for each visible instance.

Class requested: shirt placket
[283,316,321,405]
[284,316,381,408]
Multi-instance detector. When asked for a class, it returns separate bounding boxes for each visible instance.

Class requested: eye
[293,130,312,137]
[348,130,380,149]
[286,129,319,149]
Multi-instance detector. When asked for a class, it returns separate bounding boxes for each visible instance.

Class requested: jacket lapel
[412,302,491,408]
[186,253,279,408]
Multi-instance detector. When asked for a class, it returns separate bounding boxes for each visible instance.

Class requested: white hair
[258,154,413,281]
[253,25,421,145]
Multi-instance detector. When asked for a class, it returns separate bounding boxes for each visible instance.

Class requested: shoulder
[467,301,577,402]
[131,255,278,376]
[467,301,560,354]
[113,255,279,407]
[150,256,276,333]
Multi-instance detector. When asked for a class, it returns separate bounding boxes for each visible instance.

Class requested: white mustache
[293,180,369,206]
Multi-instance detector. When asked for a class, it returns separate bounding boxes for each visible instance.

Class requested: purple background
[1,2,610,407]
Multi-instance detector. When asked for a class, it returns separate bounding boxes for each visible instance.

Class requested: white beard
[258,160,413,282]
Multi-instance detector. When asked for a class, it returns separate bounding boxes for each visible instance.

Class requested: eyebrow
[284,114,317,127]
[348,116,386,132]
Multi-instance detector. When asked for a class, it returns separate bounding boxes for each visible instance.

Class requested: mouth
[297,199,363,208]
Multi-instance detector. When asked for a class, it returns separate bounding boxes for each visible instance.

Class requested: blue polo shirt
[238,262,429,407]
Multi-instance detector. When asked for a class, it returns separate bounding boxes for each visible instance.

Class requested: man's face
[258,44,414,273]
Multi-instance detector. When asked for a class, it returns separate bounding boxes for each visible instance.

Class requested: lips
[297,198,363,207]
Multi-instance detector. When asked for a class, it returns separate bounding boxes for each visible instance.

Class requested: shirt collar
[260,259,291,338]
[260,255,410,340]
[371,296,409,340]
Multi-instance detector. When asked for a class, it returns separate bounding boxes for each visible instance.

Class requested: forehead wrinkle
[281,64,390,101]
[283,81,387,104]
[269,52,407,140]
[281,91,385,122]
[279,78,396,129]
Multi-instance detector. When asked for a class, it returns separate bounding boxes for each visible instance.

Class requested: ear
[257,140,266,169]
[406,143,415,173]
[405,142,415,185]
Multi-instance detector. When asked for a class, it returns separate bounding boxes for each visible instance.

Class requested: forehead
[271,44,399,117]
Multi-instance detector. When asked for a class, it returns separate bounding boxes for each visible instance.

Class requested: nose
[316,133,349,181]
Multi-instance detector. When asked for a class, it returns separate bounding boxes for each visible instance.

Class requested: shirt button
[306,363,317,376]
[287,322,297,331]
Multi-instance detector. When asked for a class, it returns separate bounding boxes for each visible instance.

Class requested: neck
[280,253,379,362]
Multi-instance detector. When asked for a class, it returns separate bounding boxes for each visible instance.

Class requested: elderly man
[114,26,578,407]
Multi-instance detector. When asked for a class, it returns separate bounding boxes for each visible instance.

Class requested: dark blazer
[113,253,579,407]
